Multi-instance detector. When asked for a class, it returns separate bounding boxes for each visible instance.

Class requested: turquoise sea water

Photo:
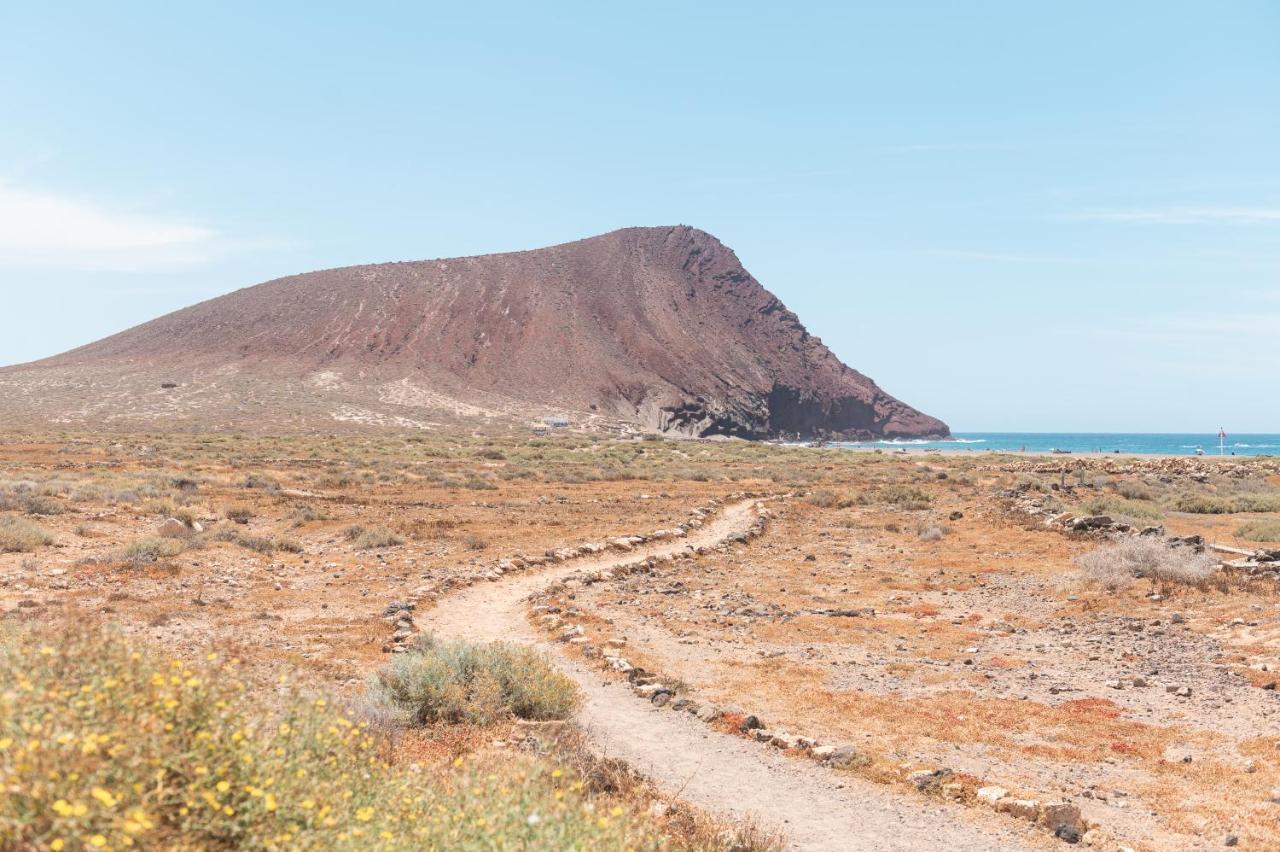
[832,433,1280,457]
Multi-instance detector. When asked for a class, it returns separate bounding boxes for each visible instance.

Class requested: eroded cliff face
[4,226,947,439]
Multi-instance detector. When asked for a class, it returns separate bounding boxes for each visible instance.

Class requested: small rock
[696,705,720,723]
[1043,802,1085,834]
[976,786,1008,805]
[996,798,1041,821]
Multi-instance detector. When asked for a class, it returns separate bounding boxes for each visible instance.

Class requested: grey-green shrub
[369,636,577,725]
[0,515,54,552]
[353,526,403,550]
[115,536,184,564]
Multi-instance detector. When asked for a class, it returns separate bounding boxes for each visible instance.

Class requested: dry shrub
[224,505,254,524]
[1171,492,1280,514]
[352,526,403,550]
[1081,496,1164,521]
[1238,520,1280,543]
[917,525,946,541]
[805,489,864,509]
[0,515,54,552]
[115,536,184,565]
[1076,537,1217,588]
[877,485,931,510]
[368,636,577,725]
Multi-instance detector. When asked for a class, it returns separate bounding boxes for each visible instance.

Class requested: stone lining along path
[416,497,1050,851]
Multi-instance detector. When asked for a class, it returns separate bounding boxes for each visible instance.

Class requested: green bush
[369,636,578,725]
[0,515,54,552]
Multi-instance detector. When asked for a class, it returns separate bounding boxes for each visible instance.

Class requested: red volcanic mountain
[0,226,948,439]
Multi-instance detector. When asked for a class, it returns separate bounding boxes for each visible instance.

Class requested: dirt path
[419,498,1047,851]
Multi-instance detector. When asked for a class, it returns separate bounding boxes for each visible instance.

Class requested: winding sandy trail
[419,498,1044,851]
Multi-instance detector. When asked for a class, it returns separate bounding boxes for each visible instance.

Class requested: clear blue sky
[2,2,1277,432]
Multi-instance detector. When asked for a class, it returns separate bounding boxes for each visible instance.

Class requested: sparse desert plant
[368,635,577,725]
[115,536,184,565]
[1115,480,1156,501]
[1232,493,1280,513]
[1170,492,1280,514]
[917,525,946,541]
[213,530,277,554]
[1076,537,1217,588]
[1169,493,1235,514]
[806,489,864,509]
[240,473,279,491]
[225,505,254,524]
[276,538,305,554]
[289,502,328,526]
[353,526,404,550]
[0,489,64,516]
[877,485,932,510]
[1081,496,1164,521]
[0,515,54,552]
[1237,520,1280,543]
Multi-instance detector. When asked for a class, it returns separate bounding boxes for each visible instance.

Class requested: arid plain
[3,430,1279,849]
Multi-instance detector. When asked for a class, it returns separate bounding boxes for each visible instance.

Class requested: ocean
[830,433,1280,457]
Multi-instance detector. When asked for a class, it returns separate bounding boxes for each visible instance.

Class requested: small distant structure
[544,415,570,429]
[530,423,549,436]
[160,382,178,390]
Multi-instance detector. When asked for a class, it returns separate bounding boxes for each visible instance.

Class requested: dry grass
[1236,520,1280,543]
[1075,537,1218,588]
[0,514,54,552]
[113,536,185,565]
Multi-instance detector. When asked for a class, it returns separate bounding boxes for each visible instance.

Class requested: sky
[1,1,1277,433]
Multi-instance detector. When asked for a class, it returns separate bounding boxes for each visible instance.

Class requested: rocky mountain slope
[0,226,947,439]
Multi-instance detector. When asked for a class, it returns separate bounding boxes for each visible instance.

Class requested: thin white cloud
[1071,207,1280,225]
[928,249,1094,265]
[0,182,222,271]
